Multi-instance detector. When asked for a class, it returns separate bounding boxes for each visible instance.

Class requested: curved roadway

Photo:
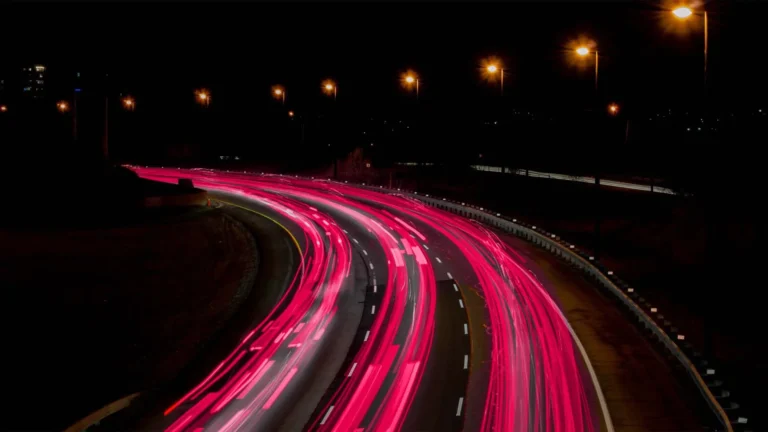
[135,167,603,432]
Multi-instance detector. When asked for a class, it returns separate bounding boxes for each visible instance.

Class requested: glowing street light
[575,45,598,90]
[196,90,211,107]
[608,103,619,115]
[671,6,708,84]
[672,7,693,18]
[323,80,337,100]
[57,101,69,113]
[484,61,504,94]
[273,87,285,105]
[403,73,419,100]
[288,110,294,117]
[122,96,135,111]
[0,105,7,113]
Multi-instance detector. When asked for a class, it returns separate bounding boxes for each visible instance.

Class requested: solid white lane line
[320,406,334,425]
[348,363,358,377]
[371,305,376,315]
[458,299,464,309]
[447,272,453,279]
[364,330,370,342]
[369,263,374,270]
[456,397,464,416]
[453,284,459,292]
[464,323,468,335]
[423,244,429,250]
[363,249,368,256]
[464,355,469,370]
[435,257,442,264]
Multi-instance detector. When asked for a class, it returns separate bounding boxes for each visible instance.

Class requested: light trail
[133,167,599,432]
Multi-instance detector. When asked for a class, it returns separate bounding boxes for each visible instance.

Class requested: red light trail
[133,167,599,432]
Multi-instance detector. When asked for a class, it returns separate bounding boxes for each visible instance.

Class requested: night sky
[4,1,768,178]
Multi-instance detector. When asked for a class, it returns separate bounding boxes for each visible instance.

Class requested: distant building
[22,65,46,99]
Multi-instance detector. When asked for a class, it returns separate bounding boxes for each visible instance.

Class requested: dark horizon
[3,1,767,189]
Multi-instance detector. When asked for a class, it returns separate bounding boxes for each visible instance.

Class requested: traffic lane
[402,279,471,432]
[163,189,357,432]
[380,204,485,430]
[277,198,387,431]
[374,198,597,432]
[342,199,472,431]
[309,221,434,430]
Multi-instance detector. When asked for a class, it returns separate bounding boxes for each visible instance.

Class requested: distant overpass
[469,165,677,195]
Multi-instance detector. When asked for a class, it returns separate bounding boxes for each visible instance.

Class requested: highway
[134,167,602,432]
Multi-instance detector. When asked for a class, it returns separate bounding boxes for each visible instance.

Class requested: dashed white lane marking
[423,244,429,250]
[458,299,465,309]
[447,272,453,279]
[464,323,468,335]
[435,257,442,264]
[371,305,376,315]
[343,229,349,234]
[409,233,416,238]
[363,249,368,256]
[353,238,359,244]
[373,277,377,286]
[369,263,374,270]
[364,330,370,342]
[456,397,464,416]
[453,284,459,292]
[348,363,358,377]
[320,406,334,424]
[373,286,377,293]
[464,355,469,370]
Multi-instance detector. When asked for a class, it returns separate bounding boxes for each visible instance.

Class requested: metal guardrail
[357,183,744,432]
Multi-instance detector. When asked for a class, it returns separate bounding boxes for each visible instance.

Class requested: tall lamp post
[404,74,419,100]
[323,81,337,100]
[485,63,504,95]
[672,6,708,85]
[322,80,338,178]
[274,87,285,105]
[576,46,598,90]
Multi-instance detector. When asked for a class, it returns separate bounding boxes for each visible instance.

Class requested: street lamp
[608,103,619,115]
[122,96,135,111]
[57,101,69,113]
[672,5,708,84]
[576,46,598,90]
[404,73,419,100]
[323,80,337,100]
[196,90,211,107]
[273,87,285,105]
[288,110,294,117]
[0,105,7,113]
[485,62,504,94]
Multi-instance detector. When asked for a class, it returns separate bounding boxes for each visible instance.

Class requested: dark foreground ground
[3,206,256,430]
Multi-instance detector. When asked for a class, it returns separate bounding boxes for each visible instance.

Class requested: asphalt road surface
[134,167,606,432]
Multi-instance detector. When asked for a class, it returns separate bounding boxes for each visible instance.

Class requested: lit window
[35,65,45,72]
